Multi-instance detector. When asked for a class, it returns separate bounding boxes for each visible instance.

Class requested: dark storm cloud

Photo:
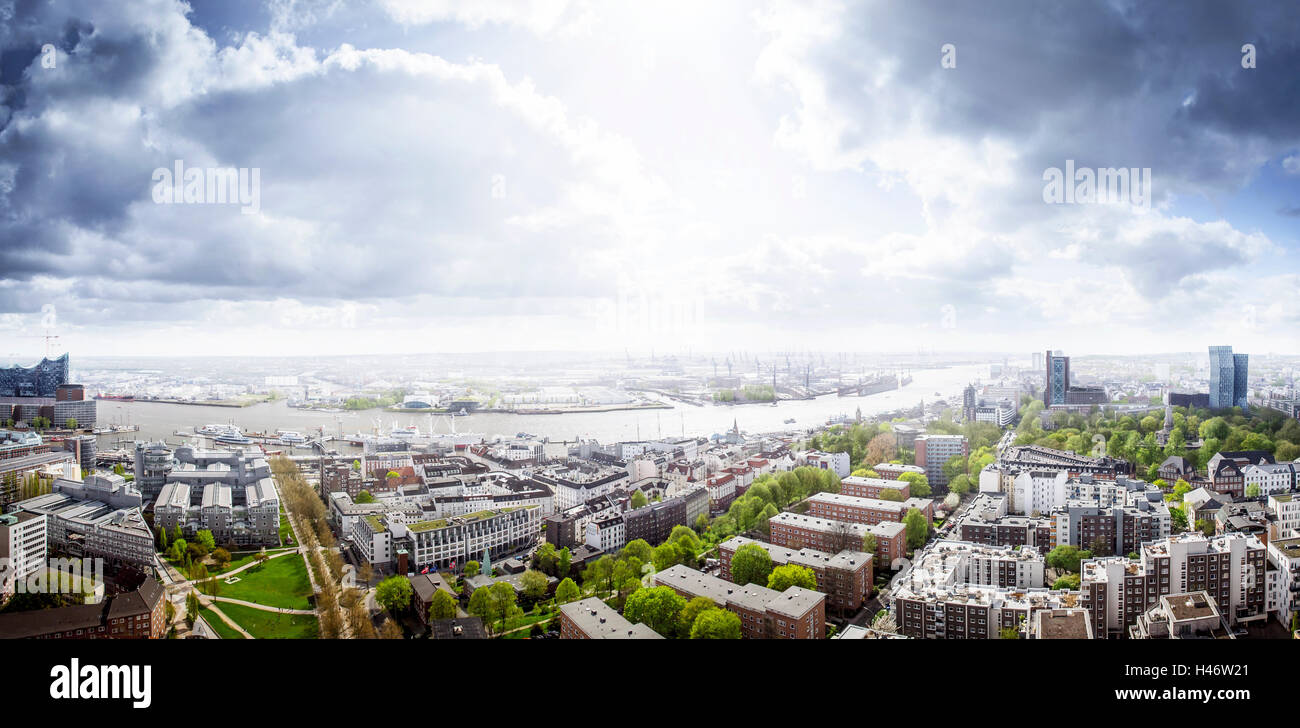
[786,0,1300,196]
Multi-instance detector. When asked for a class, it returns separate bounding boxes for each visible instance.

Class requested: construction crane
[13,331,61,359]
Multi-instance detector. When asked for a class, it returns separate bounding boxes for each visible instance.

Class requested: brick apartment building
[952,494,1053,549]
[840,475,911,500]
[654,564,827,639]
[870,463,927,482]
[0,579,166,639]
[806,492,934,527]
[558,597,662,639]
[768,512,907,569]
[718,536,873,613]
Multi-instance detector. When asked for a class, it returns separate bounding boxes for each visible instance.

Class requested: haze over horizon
[3,0,1300,359]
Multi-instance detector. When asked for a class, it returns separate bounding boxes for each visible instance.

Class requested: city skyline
[1,1,1299,357]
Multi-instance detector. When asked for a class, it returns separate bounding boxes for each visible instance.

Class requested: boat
[214,432,253,445]
[277,430,308,445]
[389,424,422,440]
[94,393,135,401]
[198,423,253,445]
[783,418,796,424]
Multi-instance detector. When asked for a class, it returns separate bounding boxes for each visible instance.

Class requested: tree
[1045,545,1087,573]
[947,474,972,496]
[1053,573,1081,590]
[355,490,375,504]
[375,575,413,613]
[897,471,931,498]
[862,533,878,554]
[1000,626,1021,639]
[767,564,817,592]
[730,543,773,587]
[185,591,201,624]
[669,525,702,555]
[1195,518,1216,537]
[677,596,716,638]
[533,542,559,574]
[1246,484,1262,498]
[621,539,653,565]
[464,560,480,578]
[582,555,616,595]
[555,577,580,605]
[694,513,710,532]
[903,507,928,549]
[630,490,649,509]
[877,488,904,502]
[519,569,549,600]
[870,610,898,634]
[380,617,404,639]
[194,529,216,555]
[428,589,458,621]
[65,417,78,430]
[1169,505,1189,532]
[622,586,686,637]
[557,547,572,579]
[690,607,742,639]
[652,542,685,572]
[865,432,897,467]
[469,582,522,634]
[212,548,231,569]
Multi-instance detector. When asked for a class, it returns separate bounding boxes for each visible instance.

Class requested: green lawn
[279,504,294,546]
[216,554,313,610]
[217,601,319,639]
[198,607,246,639]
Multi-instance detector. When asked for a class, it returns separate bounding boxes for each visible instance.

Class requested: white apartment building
[1269,494,1300,537]
[1244,463,1296,496]
[535,468,629,511]
[1267,537,1300,628]
[0,511,46,596]
[585,512,625,552]
[1081,532,1268,636]
[1013,470,1068,516]
[803,451,850,478]
[904,539,1045,591]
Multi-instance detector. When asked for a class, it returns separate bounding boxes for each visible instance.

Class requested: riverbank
[130,397,274,408]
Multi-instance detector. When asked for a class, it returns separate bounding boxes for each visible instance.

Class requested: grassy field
[217,601,319,639]
[279,504,294,546]
[198,607,246,640]
[217,554,313,610]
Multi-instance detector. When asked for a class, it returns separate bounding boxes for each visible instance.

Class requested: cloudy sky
[1,0,1298,359]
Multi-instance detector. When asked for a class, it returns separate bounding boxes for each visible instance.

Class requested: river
[93,364,987,451]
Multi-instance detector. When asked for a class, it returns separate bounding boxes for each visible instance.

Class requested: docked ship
[94,393,135,401]
[277,430,309,445]
[215,429,254,445]
[195,423,253,445]
[837,373,903,397]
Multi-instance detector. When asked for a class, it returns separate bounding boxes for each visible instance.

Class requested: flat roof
[560,597,662,639]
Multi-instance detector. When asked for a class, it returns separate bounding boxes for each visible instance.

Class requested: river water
[93,364,987,451]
